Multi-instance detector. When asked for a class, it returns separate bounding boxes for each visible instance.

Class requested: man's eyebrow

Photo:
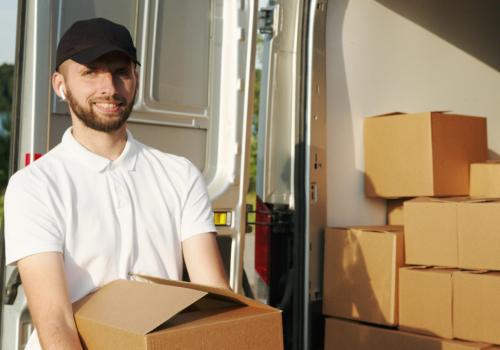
[77,60,132,73]
[79,65,96,72]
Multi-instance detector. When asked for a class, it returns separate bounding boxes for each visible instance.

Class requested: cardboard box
[325,317,500,350]
[73,276,283,350]
[364,111,487,198]
[387,198,408,225]
[399,266,456,339]
[323,226,404,326]
[457,199,500,270]
[454,271,500,345]
[470,162,500,198]
[405,197,500,270]
[403,197,466,267]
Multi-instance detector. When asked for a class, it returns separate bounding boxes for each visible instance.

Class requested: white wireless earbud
[59,86,66,101]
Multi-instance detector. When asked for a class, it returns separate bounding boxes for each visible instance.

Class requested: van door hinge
[258,7,276,38]
[246,203,293,234]
[4,268,22,305]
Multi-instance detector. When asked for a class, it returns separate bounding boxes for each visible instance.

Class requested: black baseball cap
[55,17,140,70]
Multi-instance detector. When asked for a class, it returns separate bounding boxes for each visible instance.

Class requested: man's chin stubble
[66,89,134,132]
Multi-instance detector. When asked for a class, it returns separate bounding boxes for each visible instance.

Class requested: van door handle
[4,268,22,305]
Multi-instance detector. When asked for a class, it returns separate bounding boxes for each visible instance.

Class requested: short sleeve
[180,163,216,241]
[4,171,64,265]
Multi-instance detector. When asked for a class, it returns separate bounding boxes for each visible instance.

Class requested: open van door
[2,0,257,348]
[256,0,326,349]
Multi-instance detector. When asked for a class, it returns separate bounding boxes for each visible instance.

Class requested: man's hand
[182,232,231,290]
[17,252,82,350]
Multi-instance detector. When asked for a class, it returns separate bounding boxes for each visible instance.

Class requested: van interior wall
[325,0,500,227]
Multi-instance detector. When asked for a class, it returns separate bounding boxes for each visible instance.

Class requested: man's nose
[97,72,119,96]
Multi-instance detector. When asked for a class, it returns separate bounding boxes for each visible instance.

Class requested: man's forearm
[18,253,82,350]
[183,232,231,290]
[38,321,83,350]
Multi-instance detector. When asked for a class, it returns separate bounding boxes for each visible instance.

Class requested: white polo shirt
[4,128,216,348]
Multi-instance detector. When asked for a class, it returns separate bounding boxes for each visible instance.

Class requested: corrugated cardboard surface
[457,200,500,270]
[431,114,487,196]
[454,271,500,345]
[322,226,404,326]
[364,113,434,198]
[325,317,499,350]
[399,267,456,339]
[387,198,408,225]
[364,112,487,198]
[145,307,282,350]
[404,197,464,267]
[404,197,500,270]
[470,162,500,198]
[74,279,283,350]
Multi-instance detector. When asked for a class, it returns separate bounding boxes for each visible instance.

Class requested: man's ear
[134,66,139,82]
[133,67,140,94]
[52,71,66,100]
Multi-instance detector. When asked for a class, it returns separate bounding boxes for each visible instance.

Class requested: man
[4,18,229,350]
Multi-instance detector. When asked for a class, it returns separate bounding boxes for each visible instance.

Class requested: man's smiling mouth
[92,101,125,114]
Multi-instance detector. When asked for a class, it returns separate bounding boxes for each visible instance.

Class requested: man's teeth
[96,103,119,108]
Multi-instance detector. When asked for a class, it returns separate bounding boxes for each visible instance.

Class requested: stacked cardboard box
[397,261,500,346]
[404,197,500,270]
[325,318,499,350]
[322,226,404,326]
[364,111,487,198]
[324,112,498,349]
[386,198,407,225]
[402,197,500,345]
[398,266,456,339]
[470,161,500,198]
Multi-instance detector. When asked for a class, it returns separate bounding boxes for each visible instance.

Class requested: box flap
[472,160,500,164]
[430,196,470,203]
[131,274,276,311]
[406,196,500,204]
[463,198,500,203]
[73,279,208,335]
[465,269,490,275]
[429,110,452,114]
[367,111,406,118]
[367,111,450,119]
[333,225,403,234]
[407,196,468,204]
[402,266,457,274]
[403,265,433,270]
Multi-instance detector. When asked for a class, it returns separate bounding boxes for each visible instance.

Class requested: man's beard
[65,88,135,132]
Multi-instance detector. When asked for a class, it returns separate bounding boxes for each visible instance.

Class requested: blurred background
[0,0,17,218]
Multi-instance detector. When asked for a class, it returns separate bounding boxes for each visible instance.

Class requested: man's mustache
[89,94,127,105]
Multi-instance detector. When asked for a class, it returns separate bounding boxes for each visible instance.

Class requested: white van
[2,0,500,349]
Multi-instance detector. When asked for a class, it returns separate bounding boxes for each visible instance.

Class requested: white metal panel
[304,1,327,349]
[1,281,32,350]
[151,0,210,112]
[210,0,258,292]
[257,1,302,207]
[17,0,54,170]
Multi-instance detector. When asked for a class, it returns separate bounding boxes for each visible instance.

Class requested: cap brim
[71,45,140,66]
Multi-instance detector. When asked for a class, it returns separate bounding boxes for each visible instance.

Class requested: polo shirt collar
[61,128,139,172]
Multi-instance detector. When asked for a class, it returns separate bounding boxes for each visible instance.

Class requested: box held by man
[73,276,283,350]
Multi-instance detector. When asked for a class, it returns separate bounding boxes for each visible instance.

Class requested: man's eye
[83,70,95,76]
[116,68,131,76]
